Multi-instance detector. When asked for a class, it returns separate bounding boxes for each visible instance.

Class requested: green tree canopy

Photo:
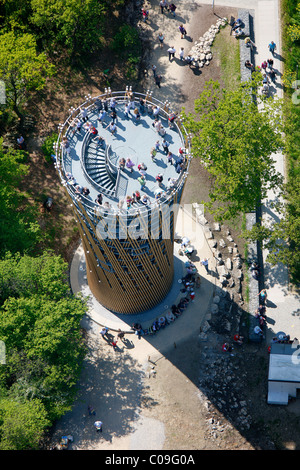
[182,76,284,221]
[30,0,108,61]
[0,31,55,118]
[0,250,70,304]
[245,175,300,284]
[0,138,41,256]
[0,251,87,444]
[0,397,50,450]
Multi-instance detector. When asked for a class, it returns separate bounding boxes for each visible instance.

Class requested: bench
[235,9,250,37]
[237,10,253,82]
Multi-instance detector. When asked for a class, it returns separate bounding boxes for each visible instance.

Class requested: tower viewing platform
[54,88,192,314]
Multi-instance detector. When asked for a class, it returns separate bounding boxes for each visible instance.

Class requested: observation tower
[54,88,192,314]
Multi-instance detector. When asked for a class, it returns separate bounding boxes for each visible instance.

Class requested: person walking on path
[179,47,184,61]
[201,258,209,273]
[88,405,96,416]
[151,64,157,77]
[258,289,268,304]
[94,421,103,433]
[179,24,187,39]
[155,74,162,88]
[267,58,274,70]
[17,135,25,150]
[158,32,165,48]
[168,3,177,17]
[117,329,125,341]
[100,326,109,339]
[268,41,276,55]
[159,0,168,14]
[167,46,176,61]
[142,8,149,22]
[261,60,268,71]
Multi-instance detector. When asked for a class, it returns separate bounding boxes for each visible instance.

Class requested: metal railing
[53,89,192,218]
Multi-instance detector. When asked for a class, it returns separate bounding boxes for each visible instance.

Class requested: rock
[213,223,221,231]
[211,303,219,314]
[220,266,229,278]
[219,239,226,248]
[209,239,217,248]
[235,259,242,269]
[226,258,232,270]
[202,321,211,333]
[197,215,208,225]
[198,332,208,342]
[205,228,213,239]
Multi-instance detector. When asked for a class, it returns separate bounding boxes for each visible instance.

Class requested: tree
[30,0,107,62]
[0,397,50,450]
[0,138,42,256]
[0,251,87,437]
[0,31,55,119]
[182,76,284,221]
[0,250,70,305]
[244,174,300,284]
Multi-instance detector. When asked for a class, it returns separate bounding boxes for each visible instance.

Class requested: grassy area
[212,25,241,91]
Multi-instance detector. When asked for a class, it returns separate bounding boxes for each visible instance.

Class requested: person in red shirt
[233,334,244,345]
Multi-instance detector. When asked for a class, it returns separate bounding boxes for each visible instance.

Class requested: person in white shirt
[201,258,209,272]
[167,46,176,61]
[106,121,117,135]
[80,107,88,122]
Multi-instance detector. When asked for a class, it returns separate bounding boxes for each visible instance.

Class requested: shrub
[41,133,58,163]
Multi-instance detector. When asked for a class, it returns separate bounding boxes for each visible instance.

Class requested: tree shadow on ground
[50,330,159,448]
